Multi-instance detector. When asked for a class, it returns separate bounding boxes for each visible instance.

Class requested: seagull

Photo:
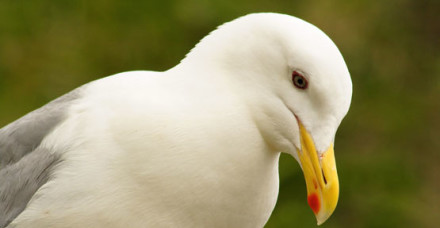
[0,13,352,228]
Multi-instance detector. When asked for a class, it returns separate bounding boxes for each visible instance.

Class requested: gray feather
[0,148,61,228]
[0,86,85,227]
[0,87,82,167]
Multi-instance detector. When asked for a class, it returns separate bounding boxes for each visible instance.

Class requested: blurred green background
[0,0,439,227]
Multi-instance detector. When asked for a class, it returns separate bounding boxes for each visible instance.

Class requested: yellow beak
[297,122,339,225]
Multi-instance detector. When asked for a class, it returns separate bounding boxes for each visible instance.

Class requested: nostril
[322,169,327,185]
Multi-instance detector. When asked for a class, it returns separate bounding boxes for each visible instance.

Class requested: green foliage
[1,0,439,227]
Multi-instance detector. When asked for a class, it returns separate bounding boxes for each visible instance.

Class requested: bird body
[10,71,278,227]
[0,13,352,227]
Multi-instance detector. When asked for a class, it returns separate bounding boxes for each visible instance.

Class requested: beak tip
[315,210,334,226]
[316,218,325,226]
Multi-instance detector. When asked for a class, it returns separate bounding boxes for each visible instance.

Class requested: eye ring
[292,71,308,89]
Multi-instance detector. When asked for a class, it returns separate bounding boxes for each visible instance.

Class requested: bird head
[182,13,352,225]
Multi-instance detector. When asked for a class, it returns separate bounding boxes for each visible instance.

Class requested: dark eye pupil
[292,71,308,89]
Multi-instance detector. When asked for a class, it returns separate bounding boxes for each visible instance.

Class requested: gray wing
[0,87,85,228]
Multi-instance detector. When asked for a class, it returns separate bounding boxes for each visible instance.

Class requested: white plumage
[1,13,352,227]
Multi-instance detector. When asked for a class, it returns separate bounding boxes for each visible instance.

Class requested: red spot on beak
[308,193,320,214]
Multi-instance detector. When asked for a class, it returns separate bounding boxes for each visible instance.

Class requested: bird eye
[292,71,308,89]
